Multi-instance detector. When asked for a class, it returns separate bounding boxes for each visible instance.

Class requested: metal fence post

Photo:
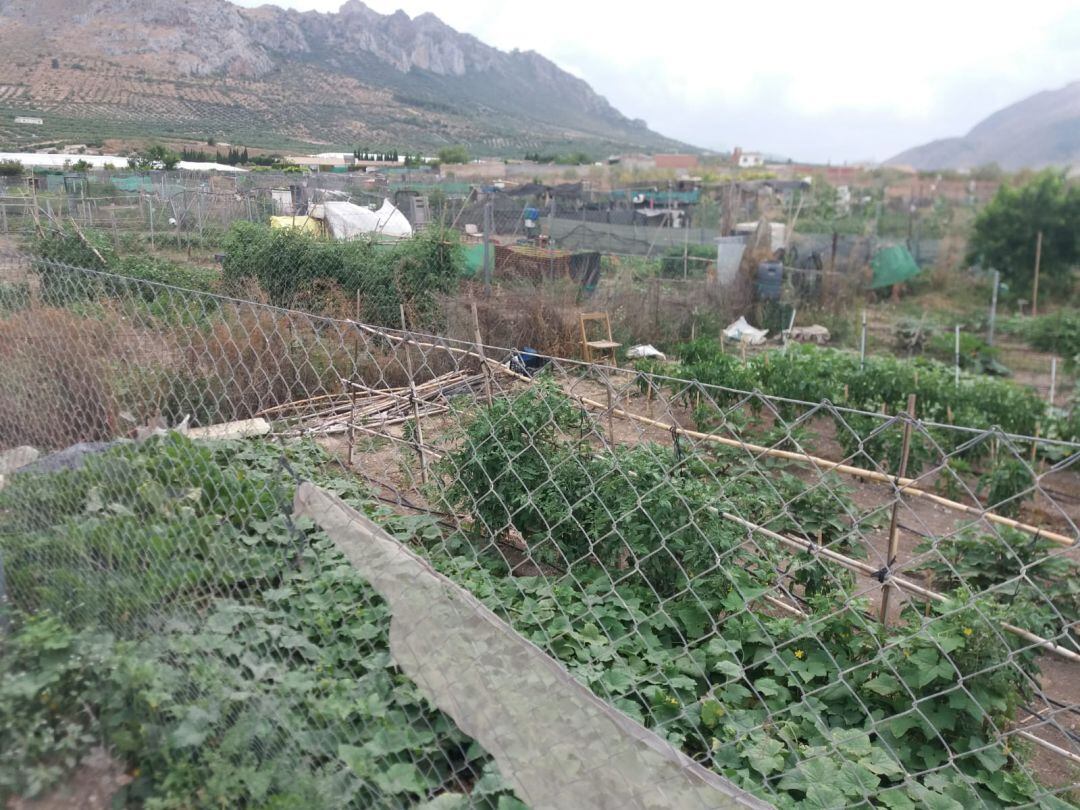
[482,200,493,295]
[954,324,960,387]
[859,310,867,368]
[1049,356,1058,409]
[0,549,8,635]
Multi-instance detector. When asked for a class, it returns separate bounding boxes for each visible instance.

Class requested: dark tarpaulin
[569,251,602,293]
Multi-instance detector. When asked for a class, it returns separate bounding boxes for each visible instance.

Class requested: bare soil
[6,748,130,810]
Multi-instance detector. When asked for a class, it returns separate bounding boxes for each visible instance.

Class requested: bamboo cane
[577,397,1075,548]
[723,512,1080,663]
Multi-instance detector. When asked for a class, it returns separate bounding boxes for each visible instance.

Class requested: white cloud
[231,0,1080,161]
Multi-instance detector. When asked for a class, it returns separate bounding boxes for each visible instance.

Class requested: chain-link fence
[1,258,1079,809]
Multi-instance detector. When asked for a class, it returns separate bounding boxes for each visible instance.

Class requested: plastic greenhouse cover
[323,199,413,241]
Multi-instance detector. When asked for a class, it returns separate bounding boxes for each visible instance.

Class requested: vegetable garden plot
[0,436,526,808]
[0,259,1078,808]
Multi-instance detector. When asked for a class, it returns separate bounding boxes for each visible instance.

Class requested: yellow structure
[269,216,325,236]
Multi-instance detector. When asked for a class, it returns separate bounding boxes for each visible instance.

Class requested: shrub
[926,331,1008,375]
[0,281,30,315]
[968,171,1080,297]
[0,308,123,449]
[659,244,715,278]
[436,145,470,165]
[221,222,463,327]
[917,527,1079,641]
[1014,311,1080,367]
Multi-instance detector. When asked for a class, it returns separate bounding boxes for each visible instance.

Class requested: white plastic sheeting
[0,153,247,172]
[322,199,413,241]
[626,344,668,361]
[723,317,769,345]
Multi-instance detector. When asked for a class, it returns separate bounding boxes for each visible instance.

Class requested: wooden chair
[579,312,621,365]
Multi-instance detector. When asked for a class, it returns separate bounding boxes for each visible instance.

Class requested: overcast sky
[234,0,1080,163]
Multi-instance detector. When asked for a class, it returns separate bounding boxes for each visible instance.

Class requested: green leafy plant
[1012,311,1080,369]
[128,144,180,171]
[0,616,112,800]
[671,341,1048,475]
[916,528,1079,642]
[0,436,522,808]
[435,386,1061,808]
[979,458,1035,517]
[220,221,463,326]
[968,171,1080,298]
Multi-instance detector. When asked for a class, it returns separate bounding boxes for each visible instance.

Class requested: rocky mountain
[889,82,1080,171]
[0,0,684,155]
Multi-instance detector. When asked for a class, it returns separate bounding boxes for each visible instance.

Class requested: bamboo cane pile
[260,370,486,437]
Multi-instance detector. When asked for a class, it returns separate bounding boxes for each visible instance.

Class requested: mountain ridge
[0,0,686,155]
[888,82,1080,171]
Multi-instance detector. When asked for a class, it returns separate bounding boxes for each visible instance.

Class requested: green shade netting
[870,245,921,289]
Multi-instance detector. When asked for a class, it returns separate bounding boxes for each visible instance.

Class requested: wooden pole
[1032,230,1043,317]
[471,301,494,407]
[879,393,917,624]
[347,387,357,467]
[605,370,616,446]
[399,305,428,485]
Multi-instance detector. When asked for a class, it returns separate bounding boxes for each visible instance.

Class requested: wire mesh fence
[1,259,1079,809]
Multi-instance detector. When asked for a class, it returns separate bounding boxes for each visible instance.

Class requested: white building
[737,151,764,169]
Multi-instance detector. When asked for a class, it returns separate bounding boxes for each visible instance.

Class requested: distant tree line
[178,147,282,167]
[354,148,399,162]
[523,151,593,165]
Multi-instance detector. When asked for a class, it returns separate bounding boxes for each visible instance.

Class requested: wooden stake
[879,393,917,624]
[471,301,494,407]
[605,371,616,446]
[400,305,428,485]
[1032,230,1043,317]
[347,387,357,467]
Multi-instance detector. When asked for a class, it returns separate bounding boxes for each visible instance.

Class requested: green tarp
[112,176,155,192]
[870,245,921,289]
[462,243,485,277]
